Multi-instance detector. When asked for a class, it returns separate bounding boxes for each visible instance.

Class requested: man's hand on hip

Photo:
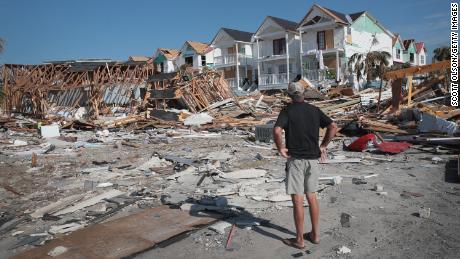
[319,146,327,162]
[279,147,290,158]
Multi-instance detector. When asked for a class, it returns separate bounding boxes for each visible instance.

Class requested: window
[273,38,286,55]
[185,56,193,66]
[201,55,207,66]
[317,31,326,50]
[160,62,164,73]
[278,64,287,74]
[267,67,273,74]
[420,55,425,64]
[410,53,414,63]
[346,27,352,44]
[396,49,401,60]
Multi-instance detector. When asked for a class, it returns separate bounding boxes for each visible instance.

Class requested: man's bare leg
[291,194,305,246]
[305,192,320,242]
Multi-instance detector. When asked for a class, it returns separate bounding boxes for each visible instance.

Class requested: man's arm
[319,122,338,162]
[273,126,290,158]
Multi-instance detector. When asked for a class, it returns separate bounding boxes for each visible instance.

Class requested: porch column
[299,29,304,78]
[236,42,240,89]
[336,50,340,82]
[256,37,261,85]
[285,32,290,84]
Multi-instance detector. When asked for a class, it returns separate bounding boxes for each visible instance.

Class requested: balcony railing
[259,73,295,86]
[303,67,347,82]
[226,77,251,89]
[214,54,253,66]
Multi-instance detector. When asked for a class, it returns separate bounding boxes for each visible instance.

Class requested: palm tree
[348,51,391,89]
[433,47,450,62]
[348,53,365,87]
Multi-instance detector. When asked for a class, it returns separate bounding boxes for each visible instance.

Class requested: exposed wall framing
[1,61,155,118]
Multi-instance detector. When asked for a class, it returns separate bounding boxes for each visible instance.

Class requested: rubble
[0,60,458,258]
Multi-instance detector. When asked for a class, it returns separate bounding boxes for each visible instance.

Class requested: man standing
[273,82,337,249]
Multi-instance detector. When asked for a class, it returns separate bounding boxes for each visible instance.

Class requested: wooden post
[407,75,413,106]
[391,78,403,113]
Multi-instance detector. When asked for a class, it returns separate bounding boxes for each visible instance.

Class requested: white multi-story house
[392,33,405,66]
[415,42,427,66]
[153,48,181,73]
[253,16,301,90]
[211,28,255,90]
[298,4,394,89]
[177,40,214,70]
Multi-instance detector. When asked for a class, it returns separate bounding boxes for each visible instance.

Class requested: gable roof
[185,40,211,55]
[349,11,366,22]
[221,28,254,42]
[392,33,405,48]
[415,42,426,53]
[267,16,299,32]
[403,39,415,50]
[322,6,349,23]
[157,48,181,60]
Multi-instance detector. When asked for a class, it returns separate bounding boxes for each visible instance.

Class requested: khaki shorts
[285,158,319,194]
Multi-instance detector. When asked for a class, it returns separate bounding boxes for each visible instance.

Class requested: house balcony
[303,67,347,83]
[214,54,253,67]
[258,73,295,89]
[225,77,246,89]
[301,46,344,56]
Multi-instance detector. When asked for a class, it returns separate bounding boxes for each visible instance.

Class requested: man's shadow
[184,196,296,242]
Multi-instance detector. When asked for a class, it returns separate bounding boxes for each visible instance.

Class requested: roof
[322,7,349,23]
[299,4,364,26]
[415,42,425,53]
[157,48,181,60]
[403,39,415,49]
[185,40,211,55]
[349,11,366,21]
[267,16,299,32]
[128,56,151,62]
[221,28,254,42]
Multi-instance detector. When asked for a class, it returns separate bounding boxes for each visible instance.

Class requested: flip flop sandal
[282,238,305,249]
[304,232,320,244]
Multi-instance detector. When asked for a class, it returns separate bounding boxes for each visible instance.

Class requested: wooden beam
[407,75,413,106]
[384,60,450,80]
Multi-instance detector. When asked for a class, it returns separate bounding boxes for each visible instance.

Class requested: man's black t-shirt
[275,102,333,159]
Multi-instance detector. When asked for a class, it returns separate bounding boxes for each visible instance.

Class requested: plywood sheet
[13,206,220,259]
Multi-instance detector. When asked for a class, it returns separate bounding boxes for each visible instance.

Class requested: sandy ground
[1,132,459,258]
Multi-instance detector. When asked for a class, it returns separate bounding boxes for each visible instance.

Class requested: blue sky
[0,0,451,64]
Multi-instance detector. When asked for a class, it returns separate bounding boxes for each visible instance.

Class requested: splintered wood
[179,74,234,113]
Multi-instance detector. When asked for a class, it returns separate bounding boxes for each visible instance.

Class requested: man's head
[287,82,305,102]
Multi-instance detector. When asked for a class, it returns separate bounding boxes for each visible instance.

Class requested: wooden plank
[13,206,220,259]
[407,75,413,106]
[384,60,450,79]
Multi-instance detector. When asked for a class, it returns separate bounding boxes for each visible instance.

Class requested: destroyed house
[298,4,394,89]
[1,59,155,118]
[153,48,181,73]
[211,28,255,90]
[253,16,301,90]
[177,41,214,70]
